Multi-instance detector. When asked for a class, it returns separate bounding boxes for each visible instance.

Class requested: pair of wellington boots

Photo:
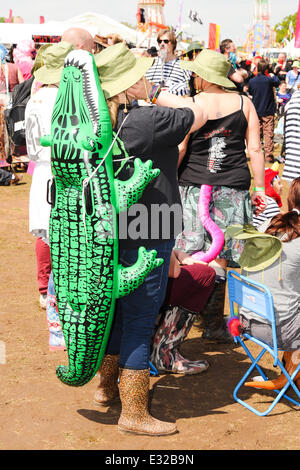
[245,350,300,391]
[150,306,209,375]
[94,354,177,436]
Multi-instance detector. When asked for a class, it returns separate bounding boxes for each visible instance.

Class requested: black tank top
[178,95,251,190]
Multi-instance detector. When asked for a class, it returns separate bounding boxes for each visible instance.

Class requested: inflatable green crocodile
[41,50,162,387]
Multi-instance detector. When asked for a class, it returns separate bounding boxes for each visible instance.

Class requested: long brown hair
[106,96,120,129]
[266,177,300,242]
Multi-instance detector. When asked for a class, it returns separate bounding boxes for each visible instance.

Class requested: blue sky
[2,0,299,44]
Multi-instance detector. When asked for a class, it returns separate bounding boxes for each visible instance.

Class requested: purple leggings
[163,263,216,313]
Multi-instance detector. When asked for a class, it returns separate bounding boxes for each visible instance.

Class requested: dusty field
[0,168,299,451]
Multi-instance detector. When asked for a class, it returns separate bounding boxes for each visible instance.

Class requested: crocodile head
[51,50,109,180]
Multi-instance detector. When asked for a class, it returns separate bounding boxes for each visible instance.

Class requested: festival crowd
[0,26,300,436]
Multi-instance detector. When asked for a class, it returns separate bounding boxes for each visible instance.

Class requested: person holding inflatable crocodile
[174,49,266,343]
[93,43,207,436]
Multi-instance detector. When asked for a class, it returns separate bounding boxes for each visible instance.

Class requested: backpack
[4,77,34,146]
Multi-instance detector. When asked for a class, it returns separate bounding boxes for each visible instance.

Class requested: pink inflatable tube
[191,185,225,263]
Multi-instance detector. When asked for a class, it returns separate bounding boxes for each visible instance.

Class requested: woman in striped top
[145,29,191,96]
[282,88,300,183]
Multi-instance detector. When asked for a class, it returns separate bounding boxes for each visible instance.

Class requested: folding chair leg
[238,338,270,380]
[235,363,300,415]
[233,340,300,416]
[245,351,300,391]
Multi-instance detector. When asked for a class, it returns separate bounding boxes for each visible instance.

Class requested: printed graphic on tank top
[207,136,226,173]
[179,95,251,190]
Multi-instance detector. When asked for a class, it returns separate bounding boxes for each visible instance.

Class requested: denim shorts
[106,239,175,369]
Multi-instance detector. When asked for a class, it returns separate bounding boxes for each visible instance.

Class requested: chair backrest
[227,270,278,353]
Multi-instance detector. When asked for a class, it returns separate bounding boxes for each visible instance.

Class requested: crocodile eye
[70,115,79,126]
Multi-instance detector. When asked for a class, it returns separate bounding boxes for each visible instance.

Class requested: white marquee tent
[0,12,144,45]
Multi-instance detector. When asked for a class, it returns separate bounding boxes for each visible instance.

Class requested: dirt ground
[0,167,299,452]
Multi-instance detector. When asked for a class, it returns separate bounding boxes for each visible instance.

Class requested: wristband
[149,84,161,104]
[253,187,265,192]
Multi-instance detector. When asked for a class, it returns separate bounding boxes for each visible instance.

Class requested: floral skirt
[175,185,253,263]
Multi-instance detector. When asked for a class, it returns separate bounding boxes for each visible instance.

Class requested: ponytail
[265,210,300,242]
[266,177,300,242]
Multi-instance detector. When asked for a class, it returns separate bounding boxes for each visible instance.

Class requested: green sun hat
[31,43,52,75]
[34,41,74,85]
[94,42,154,98]
[226,224,282,272]
[186,41,203,54]
[180,48,235,88]
[293,60,300,69]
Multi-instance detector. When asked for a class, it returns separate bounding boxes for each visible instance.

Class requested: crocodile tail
[55,307,114,387]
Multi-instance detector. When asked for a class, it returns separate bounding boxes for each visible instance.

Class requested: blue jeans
[106,240,174,369]
[0,168,12,186]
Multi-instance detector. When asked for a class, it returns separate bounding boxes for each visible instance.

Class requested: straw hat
[226,224,282,272]
[94,34,108,49]
[94,42,153,98]
[34,41,74,85]
[181,48,235,88]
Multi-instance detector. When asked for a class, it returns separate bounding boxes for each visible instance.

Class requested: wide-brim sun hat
[34,41,74,85]
[31,43,52,75]
[94,42,154,98]
[226,224,282,272]
[293,60,300,69]
[186,41,203,54]
[180,48,236,89]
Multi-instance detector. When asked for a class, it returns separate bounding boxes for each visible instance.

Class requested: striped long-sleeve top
[252,196,281,228]
[282,90,300,183]
[145,57,191,96]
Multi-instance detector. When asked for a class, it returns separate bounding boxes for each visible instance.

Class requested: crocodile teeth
[64,50,100,133]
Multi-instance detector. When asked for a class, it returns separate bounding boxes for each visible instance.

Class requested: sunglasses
[157,39,170,44]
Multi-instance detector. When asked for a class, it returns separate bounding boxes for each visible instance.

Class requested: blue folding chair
[227,270,300,416]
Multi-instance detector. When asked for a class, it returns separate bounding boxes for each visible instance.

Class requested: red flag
[208,23,217,50]
[295,0,300,48]
[40,16,45,24]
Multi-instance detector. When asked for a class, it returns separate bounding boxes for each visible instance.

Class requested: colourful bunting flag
[295,0,300,48]
[208,23,220,50]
